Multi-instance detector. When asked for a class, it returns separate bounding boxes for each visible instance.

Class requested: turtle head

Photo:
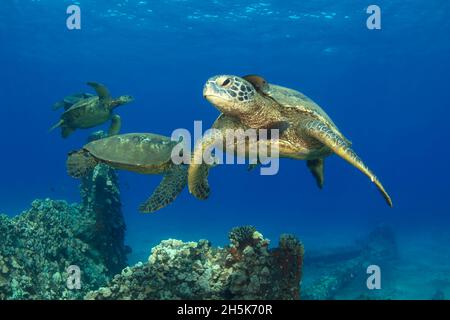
[118,95,134,105]
[111,95,134,109]
[203,75,257,116]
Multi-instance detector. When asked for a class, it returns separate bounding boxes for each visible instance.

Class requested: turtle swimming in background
[188,74,392,207]
[50,82,134,138]
[66,133,187,213]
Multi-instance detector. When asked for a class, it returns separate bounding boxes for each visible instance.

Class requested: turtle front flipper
[188,162,212,200]
[108,114,121,136]
[188,130,224,200]
[87,82,112,103]
[307,159,324,189]
[139,165,188,213]
[304,120,393,207]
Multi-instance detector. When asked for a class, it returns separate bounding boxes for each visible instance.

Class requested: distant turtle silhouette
[50,82,133,138]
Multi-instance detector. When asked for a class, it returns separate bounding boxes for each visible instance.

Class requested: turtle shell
[53,93,94,110]
[265,84,349,143]
[84,133,178,173]
[61,95,110,128]
[64,93,94,107]
[65,95,100,113]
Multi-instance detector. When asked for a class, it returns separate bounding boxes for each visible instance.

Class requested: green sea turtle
[66,133,187,213]
[50,82,134,138]
[188,74,392,207]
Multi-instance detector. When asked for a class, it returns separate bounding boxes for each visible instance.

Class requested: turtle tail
[66,150,98,178]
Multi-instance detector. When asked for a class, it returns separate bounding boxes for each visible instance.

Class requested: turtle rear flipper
[61,126,75,138]
[108,114,121,136]
[87,82,112,102]
[304,120,393,207]
[139,165,188,213]
[49,119,64,132]
[307,159,324,189]
[66,150,98,178]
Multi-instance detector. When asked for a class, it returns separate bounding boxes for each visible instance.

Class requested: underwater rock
[79,131,130,276]
[85,228,304,300]
[0,199,110,299]
[302,225,398,300]
[301,259,360,300]
[359,225,398,262]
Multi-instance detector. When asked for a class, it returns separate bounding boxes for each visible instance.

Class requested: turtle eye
[221,78,232,87]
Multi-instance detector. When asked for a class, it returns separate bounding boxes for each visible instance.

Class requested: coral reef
[85,228,304,300]
[0,199,109,299]
[271,234,305,299]
[228,225,258,250]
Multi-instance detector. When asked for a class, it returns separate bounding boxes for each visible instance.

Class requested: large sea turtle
[188,75,392,207]
[50,82,133,138]
[66,133,187,213]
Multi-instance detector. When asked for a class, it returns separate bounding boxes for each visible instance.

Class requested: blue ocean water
[1,0,449,299]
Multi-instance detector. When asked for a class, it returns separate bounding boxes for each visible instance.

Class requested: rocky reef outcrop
[0,199,110,299]
[1,201,303,300]
[85,226,304,300]
[79,163,129,276]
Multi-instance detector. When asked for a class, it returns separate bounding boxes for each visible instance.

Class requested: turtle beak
[203,82,212,98]
[203,80,222,99]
